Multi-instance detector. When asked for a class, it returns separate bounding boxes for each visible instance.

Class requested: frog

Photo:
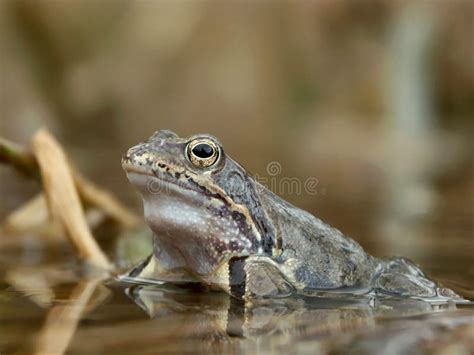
[120,130,465,303]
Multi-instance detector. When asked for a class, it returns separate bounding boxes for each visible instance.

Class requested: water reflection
[115,284,470,354]
[1,271,472,355]
[1,247,472,355]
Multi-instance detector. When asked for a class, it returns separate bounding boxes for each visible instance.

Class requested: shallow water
[0,241,473,355]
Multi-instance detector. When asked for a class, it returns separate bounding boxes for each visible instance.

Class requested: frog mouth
[121,150,198,194]
[123,162,208,197]
[122,161,155,178]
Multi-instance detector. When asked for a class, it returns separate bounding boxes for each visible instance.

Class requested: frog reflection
[121,130,465,303]
[125,284,447,341]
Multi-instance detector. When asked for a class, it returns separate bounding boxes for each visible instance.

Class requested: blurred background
[0,1,472,282]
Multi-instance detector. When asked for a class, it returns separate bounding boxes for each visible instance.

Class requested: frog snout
[122,146,138,164]
[122,144,151,167]
[121,152,132,166]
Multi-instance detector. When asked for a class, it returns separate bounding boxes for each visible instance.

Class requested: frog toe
[373,257,464,302]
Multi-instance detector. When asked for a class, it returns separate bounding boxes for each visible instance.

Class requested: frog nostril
[122,155,130,163]
[129,144,145,155]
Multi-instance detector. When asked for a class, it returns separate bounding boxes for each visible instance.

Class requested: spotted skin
[121,130,465,303]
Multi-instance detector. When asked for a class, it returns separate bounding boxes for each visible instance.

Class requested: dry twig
[2,193,63,239]
[32,129,111,270]
[0,135,140,229]
[0,137,38,177]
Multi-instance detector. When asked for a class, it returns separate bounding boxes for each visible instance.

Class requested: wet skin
[121,130,464,302]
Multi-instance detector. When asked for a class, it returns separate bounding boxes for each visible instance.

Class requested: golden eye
[187,139,220,168]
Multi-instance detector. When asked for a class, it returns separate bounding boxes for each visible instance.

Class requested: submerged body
[121,130,463,302]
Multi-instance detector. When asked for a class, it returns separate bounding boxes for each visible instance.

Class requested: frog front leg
[120,252,200,285]
[226,256,295,300]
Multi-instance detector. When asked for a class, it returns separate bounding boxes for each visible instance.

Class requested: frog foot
[373,257,466,303]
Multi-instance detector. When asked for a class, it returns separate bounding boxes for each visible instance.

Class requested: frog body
[120,130,464,303]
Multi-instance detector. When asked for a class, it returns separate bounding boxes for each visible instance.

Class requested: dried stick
[32,129,111,270]
[0,136,140,228]
[2,193,63,239]
[0,136,38,178]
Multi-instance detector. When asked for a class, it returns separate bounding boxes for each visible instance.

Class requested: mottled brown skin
[121,130,464,303]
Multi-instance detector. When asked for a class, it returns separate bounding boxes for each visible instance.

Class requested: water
[0,242,472,355]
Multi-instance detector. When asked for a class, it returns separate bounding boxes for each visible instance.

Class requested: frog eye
[186,139,220,168]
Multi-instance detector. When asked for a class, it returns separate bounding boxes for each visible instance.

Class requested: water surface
[0,242,472,355]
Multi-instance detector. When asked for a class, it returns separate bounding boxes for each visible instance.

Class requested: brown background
[1,1,472,277]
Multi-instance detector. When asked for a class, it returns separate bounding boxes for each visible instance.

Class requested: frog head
[122,130,277,277]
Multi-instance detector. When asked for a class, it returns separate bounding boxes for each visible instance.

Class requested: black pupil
[192,143,214,159]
